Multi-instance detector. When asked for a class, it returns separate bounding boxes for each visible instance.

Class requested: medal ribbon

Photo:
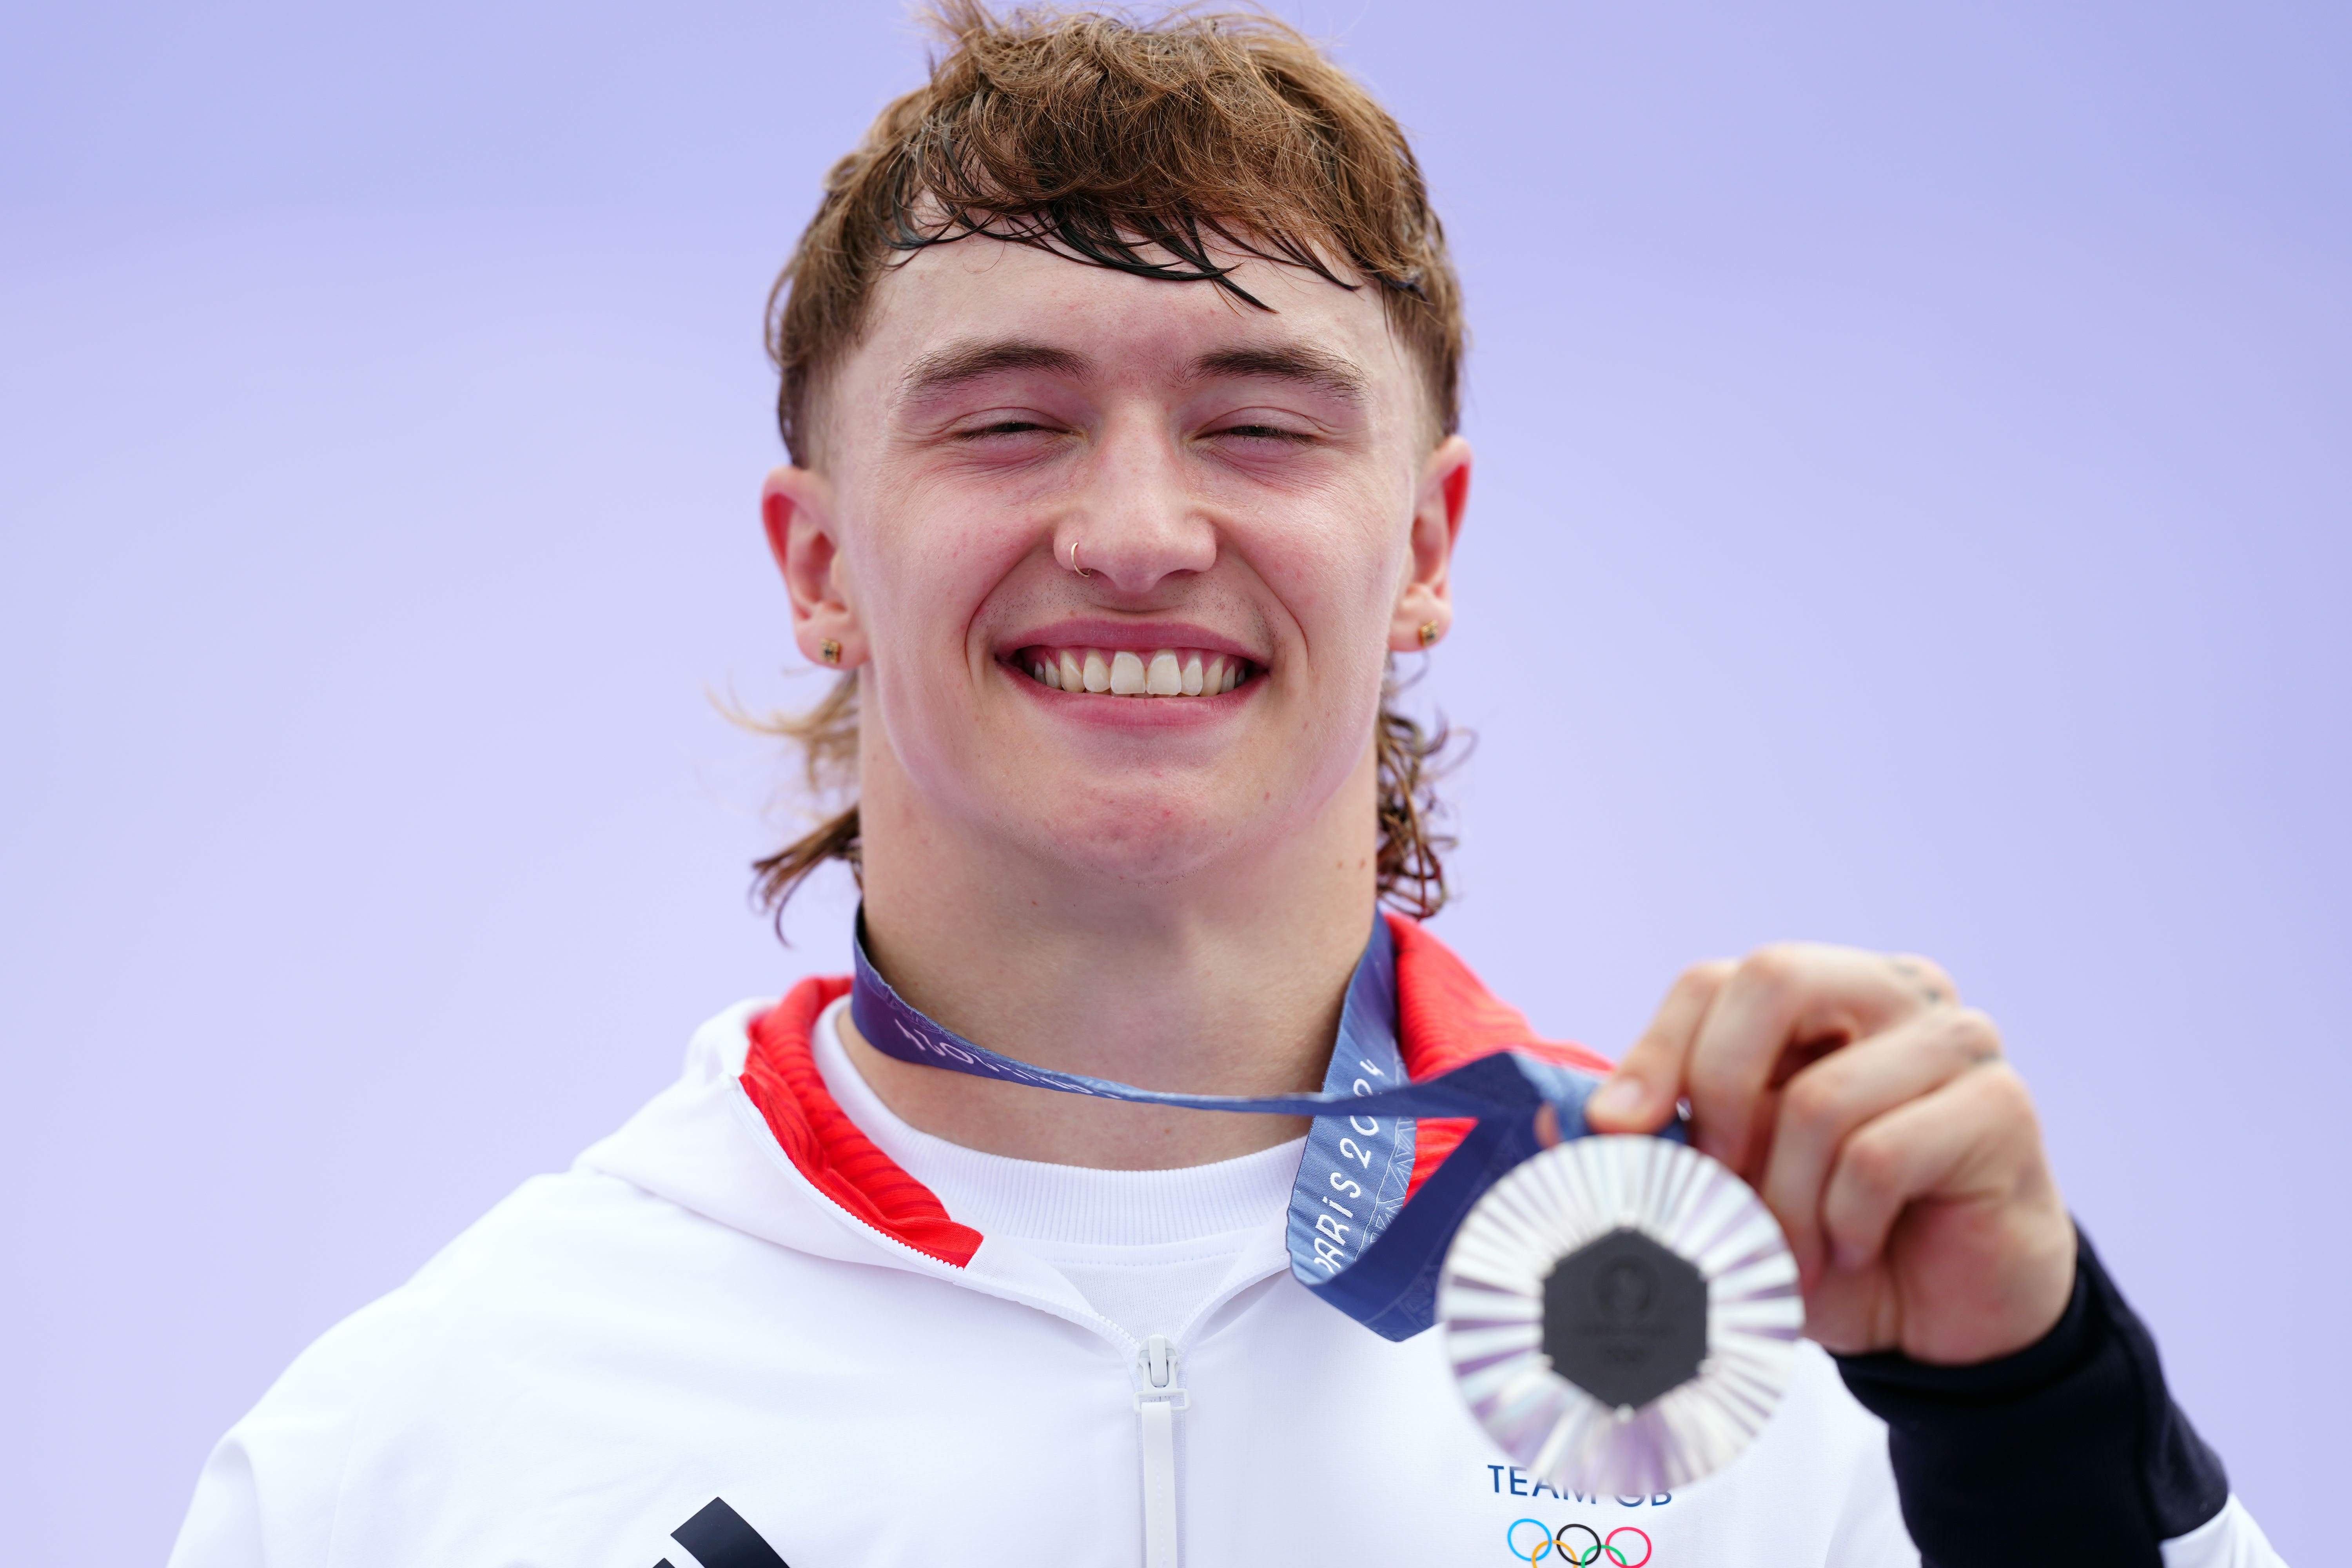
[850,914,1677,1340]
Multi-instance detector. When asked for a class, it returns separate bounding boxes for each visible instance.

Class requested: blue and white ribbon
[850,914,1674,1340]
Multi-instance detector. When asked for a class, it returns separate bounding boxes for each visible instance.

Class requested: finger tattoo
[1888,956,1951,1006]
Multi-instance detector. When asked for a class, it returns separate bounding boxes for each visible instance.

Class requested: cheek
[1254,501,1412,780]
[1253,480,1416,656]
[833,496,1024,788]
[844,482,1020,655]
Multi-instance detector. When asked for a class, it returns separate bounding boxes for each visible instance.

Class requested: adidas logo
[653,1497,789,1568]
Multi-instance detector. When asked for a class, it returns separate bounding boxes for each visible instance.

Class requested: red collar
[737,913,1612,1267]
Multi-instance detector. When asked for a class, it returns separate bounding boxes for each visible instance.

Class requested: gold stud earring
[1417,621,1441,648]
[819,639,842,666]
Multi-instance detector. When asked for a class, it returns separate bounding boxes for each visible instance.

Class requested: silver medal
[1439,1135,1804,1495]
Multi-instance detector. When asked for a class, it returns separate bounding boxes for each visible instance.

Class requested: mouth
[1011,644,1258,699]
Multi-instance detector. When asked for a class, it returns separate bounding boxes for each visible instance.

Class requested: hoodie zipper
[1135,1334,1188,1568]
[737,1078,1285,1567]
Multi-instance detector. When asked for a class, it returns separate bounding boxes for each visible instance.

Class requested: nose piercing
[820,639,842,665]
[1418,621,1441,647]
[1068,541,1092,578]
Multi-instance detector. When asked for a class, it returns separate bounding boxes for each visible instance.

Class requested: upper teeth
[1021,647,1250,697]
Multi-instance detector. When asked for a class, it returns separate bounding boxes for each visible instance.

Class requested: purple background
[3,2,2343,1560]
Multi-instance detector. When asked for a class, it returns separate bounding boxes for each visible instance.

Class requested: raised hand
[1583,944,2076,1365]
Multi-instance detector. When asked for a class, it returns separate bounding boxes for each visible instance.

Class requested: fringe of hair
[745,672,864,922]
[766,1,1463,466]
[1372,676,1465,920]
[744,666,1465,931]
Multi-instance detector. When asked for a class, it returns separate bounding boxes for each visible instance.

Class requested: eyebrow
[1188,344,1368,404]
[897,339,1093,405]
[891,336,1371,409]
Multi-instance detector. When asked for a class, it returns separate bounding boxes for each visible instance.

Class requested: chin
[999,788,1263,891]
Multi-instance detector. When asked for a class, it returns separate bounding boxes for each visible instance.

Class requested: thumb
[1584,960,1730,1134]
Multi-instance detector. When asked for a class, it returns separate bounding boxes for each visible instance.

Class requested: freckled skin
[762,237,1466,1169]
[824,242,1444,894]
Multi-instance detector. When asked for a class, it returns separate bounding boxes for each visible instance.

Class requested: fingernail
[1589,1077,1645,1120]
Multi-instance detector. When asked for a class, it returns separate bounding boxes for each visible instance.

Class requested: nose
[1050,412,1216,595]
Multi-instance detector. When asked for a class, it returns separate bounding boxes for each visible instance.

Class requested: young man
[171,9,2282,1566]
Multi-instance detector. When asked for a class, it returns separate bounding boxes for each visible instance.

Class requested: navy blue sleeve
[1833,1227,2229,1567]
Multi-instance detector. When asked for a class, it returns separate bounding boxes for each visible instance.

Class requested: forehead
[839,235,1416,414]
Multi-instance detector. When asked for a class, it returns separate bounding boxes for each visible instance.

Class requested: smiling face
[767,236,1468,915]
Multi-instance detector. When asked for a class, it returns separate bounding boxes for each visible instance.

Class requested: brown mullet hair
[751,2,1468,926]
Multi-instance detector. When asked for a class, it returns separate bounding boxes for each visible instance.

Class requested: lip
[1000,657,1258,727]
[991,618,1265,663]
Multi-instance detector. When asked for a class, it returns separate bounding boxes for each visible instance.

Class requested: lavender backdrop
[2,2,2343,1560]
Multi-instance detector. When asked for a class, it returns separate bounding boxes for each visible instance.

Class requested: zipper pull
[1137,1334,1187,1406]
[1134,1335,1187,1568]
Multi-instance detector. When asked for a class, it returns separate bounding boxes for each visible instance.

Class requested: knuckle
[1972,1061,2040,1124]
[1780,1071,1844,1138]
[1942,1007,2004,1062]
[1889,951,1961,1006]
[1839,1129,1904,1196]
[1739,942,1808,997]
[1673,959,1734,999]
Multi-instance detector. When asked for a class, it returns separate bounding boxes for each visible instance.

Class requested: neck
[845,751,1381,1170]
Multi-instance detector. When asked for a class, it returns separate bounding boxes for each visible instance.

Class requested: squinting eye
[961,420,1052,439]
[1215,424,1311,444]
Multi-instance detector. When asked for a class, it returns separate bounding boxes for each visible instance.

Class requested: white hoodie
[169,925,2282,1568]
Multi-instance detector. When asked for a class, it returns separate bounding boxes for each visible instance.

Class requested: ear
[762,465,866,669]
[1388,435,1472,652]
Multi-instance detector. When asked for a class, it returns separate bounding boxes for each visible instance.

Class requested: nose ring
[1068,540,1093,578]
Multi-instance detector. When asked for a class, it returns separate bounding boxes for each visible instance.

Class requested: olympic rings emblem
[1505,1518,1653,1568]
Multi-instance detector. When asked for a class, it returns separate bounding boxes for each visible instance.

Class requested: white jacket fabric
[169,935,2284,1568]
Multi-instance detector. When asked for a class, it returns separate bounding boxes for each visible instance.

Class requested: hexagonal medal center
[1540,1227,1708,1410]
